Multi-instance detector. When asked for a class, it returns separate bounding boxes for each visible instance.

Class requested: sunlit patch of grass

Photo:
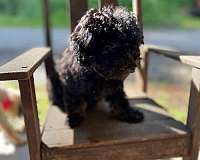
[153,96,187,123]
[180,16,200,29]
[0,81,19,89]
[148,81,189,123]
[35,84,49,124]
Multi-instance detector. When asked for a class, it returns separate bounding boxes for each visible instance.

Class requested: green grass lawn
[0,15,42,27]
[0,0,199,28]
[0,13,69,28]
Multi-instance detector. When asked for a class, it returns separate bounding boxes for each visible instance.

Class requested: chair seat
[41,96,191,160]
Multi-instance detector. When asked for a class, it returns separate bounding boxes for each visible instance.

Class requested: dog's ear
[70,9,98,67]
[71,29,94,67]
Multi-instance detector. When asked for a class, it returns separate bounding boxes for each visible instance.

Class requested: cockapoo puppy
[50,6,144,128]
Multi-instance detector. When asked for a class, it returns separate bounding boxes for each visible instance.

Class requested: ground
[0,27,199,159]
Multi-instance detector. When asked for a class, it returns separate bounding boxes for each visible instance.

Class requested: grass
[148,81,189,123]
[1,14,199,29]
[0,13,69,28]
[0,0,199,28]
[180,16,200,28]
[125,79,189,123]
[0,15,42,27]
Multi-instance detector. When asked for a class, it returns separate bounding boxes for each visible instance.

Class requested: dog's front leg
[67,100,87,128]
[63,88,87,128]
[107,89,144,123]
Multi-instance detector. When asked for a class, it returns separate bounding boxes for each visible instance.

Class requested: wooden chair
[0,0,200,159]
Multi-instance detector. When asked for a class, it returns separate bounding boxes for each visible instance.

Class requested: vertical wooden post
[42,0,52,47]
[183,68,200,160]
[19,76,41,160]
[69,0,88,32]
[133,0,143,31]
[133,0,148,93]
[41,0,55,76]
[99,0,118,7]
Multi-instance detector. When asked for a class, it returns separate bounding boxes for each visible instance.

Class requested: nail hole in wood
[21,66,28,69]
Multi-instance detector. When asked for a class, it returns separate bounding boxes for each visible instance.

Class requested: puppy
[50,6,144,128]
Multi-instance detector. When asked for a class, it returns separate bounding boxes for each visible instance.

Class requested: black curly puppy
[50,6,144,128]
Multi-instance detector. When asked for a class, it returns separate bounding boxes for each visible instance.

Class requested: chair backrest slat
[69,0,88,32]
[99,0,118,7]
[132,0,143,33]
[42,0,51,47]
[42,0,55,77]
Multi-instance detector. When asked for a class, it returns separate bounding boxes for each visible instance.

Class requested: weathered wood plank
[42,135,190,160]
[42,118,189,148]
[144,44,200,69]
[19,76,41,160]
[185,68,200,160]
[69,0,88,32]
[41,97,190,160]
[99,0,118,7]
[180,56,200,69]
[0,47,50,80]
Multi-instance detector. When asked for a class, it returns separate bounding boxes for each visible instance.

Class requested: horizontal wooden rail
[0,47,51,81]
[144,44,200,69]
[42,135,190,160]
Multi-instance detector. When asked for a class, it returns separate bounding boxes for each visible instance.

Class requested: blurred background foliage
[0,0,199,28]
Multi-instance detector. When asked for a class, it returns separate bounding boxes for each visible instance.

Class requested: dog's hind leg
[106,89,144,123]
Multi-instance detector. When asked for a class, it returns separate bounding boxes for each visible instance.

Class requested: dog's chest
[92,80,122,98]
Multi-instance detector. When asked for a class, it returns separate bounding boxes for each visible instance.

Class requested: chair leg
[183,153,199,160]
[184,68,200,160]
[183,157,190,160]
[19,76,41,160]
[182,141,199,160]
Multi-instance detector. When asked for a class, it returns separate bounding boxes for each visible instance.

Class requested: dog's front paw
[68,113,84,128]
[114,107,144,123]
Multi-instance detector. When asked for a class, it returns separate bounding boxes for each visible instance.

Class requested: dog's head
[70,6,143,80]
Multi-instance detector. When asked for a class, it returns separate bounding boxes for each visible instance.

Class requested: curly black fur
[50,6,144,128]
